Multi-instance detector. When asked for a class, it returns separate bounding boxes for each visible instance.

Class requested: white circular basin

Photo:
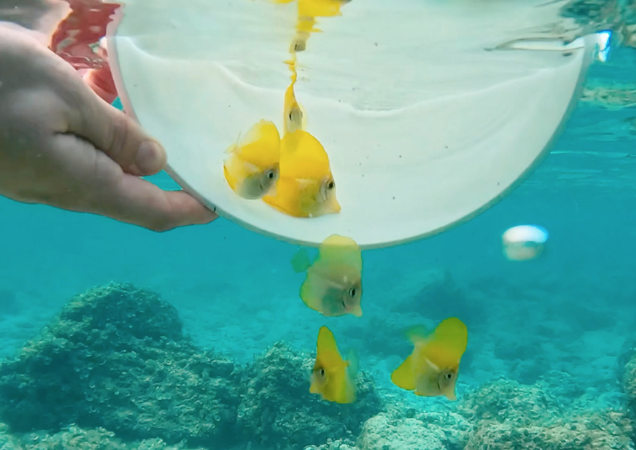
[106,0,597,248]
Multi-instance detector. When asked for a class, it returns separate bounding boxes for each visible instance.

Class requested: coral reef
[581,82,636,109]
[0,280,633,450]
[4,424,208,450]
[0,423,22,450]
[0,282,388,450]
[0,283,242,447]
[560,0,636,47]
[465,410,634,450]
[620,339,636,429]
[625,354,636,406]
[356,411,471,450]
[458,379,635,450]
[237,342,383,449]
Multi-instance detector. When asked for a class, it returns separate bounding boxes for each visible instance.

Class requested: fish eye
[267,170,275,179]
[348,288,356,297]
[445,372,453,380]
[288,112,293,120]
[327,180,335,190]
[319,368,325,376]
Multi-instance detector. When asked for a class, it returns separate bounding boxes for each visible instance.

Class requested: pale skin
[0,23,217,231]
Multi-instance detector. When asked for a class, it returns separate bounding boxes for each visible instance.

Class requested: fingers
[46,133,218,232]
[103,176,219,232]
[0,25,168,178]
[67,91,169,177]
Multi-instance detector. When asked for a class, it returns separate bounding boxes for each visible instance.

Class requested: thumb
[66,75,167,176]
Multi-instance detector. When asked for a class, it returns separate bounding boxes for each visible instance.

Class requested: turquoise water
[1,16,636,450]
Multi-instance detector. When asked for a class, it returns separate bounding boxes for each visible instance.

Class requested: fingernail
[135,140,167,175]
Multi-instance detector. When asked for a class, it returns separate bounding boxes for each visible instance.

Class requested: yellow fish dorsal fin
[234,120,281,168]
[316,326,345,369]
[317,235,362,271]
[280,130,331,180]
[391,353,417,391]
[422,318,468,368]
[291,248,312,273]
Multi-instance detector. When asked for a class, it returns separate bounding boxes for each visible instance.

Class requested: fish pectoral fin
[346,349,359,379]
[224,140,239,154]
[291,248,312,273]
[404,325,430,344]
[391,354,417,391]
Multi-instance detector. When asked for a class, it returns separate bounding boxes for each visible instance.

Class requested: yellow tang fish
[223,120,281,200]
[292,234,362,317]
[263,130,340,217]
[310,326,358,404]
[283,81,306,135]
[391,317,468,401]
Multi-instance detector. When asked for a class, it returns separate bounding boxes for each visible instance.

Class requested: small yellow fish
[310,326,358,404]
[391,318,468,401]
[262,130,340,217]
[283,81,306,135]
[291,234,362,317]
[223,120,281,200]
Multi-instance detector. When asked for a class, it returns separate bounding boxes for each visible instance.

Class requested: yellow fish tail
[291,248,312,273]
[391,353,417,391]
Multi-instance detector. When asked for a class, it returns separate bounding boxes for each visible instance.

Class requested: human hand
[0,24,217,231]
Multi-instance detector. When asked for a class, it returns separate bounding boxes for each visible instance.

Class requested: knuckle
[104,112,132,162]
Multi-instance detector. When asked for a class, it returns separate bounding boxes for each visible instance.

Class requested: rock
[460,379,634,450]
[465,411,634,450]
[0,283,242,447]
[18,425,209,450]
[357,414,445,450]
[238,342,382,449]
[457,379,564,426]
